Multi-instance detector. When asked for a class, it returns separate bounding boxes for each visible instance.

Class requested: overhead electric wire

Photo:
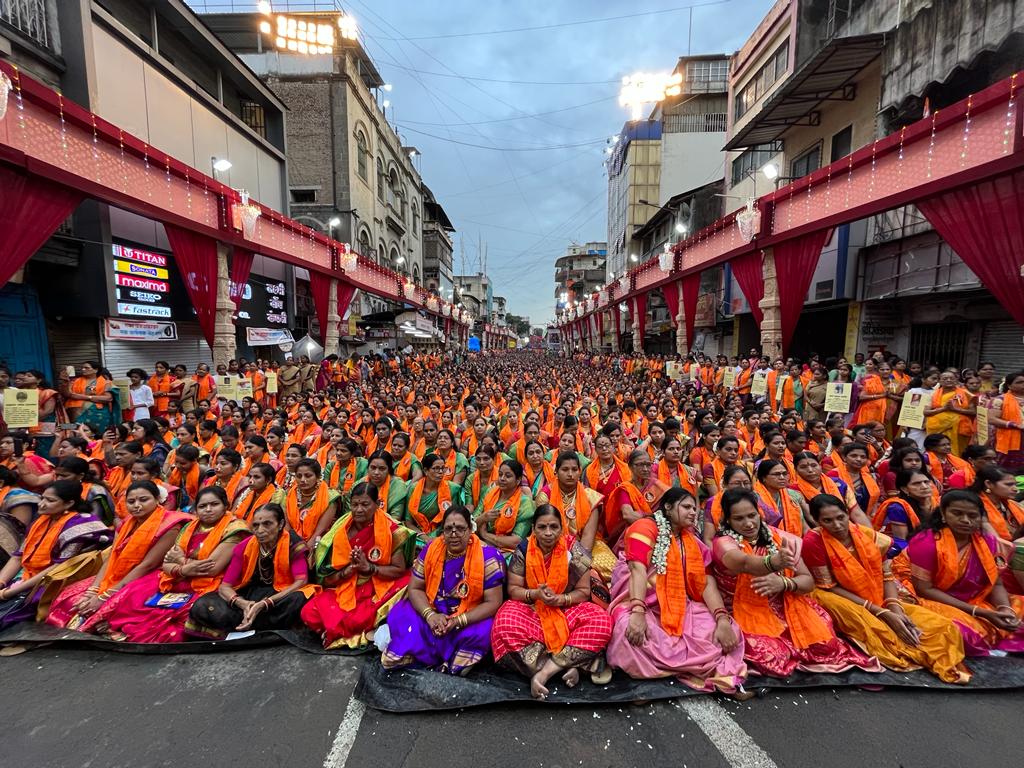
[397,125,609,151]
[393,95,617,127]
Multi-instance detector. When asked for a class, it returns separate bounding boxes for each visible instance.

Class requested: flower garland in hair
[652,510,672,575]
[722,522,778,555]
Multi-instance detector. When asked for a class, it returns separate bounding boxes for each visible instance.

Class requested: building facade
[0,0,290,377]
[554,241,607,313]
[421,185,456,302]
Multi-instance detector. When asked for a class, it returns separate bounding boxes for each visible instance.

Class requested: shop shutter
[101,321,212,377]
[980,320,1024,376]
[47,318,101,377]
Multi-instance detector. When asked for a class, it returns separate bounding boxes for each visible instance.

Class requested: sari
[604,478,669,546]
[477,486,536,559]
[462,467,499,514]
[607,517,747,692]
[907,528,1024,654]
[712,528,881,677]
[70,377,118,434]
[583,457,629,499]
[284,483,341,543]
[382,539,506,675]
[926,388,972,455]
[492,535,612,675]
[0,511,111,629]
[301,510,412,648]
[403,479,462,545]
[802,526,969,683]
[541,483,615,584]
[47,507,191,633]
[852,374,886,425]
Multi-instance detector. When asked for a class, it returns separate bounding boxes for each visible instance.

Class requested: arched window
[357,228,371,257]
[387,168,399,208]
[389,246,400,271]
[411,202,419,236]
[413,264,420,284]
[356,132,369,181]
[376,157,385,202]
[400,185,408,222]
[377,243,386,265]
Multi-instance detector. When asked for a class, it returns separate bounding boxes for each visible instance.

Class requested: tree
[506,314,531,337]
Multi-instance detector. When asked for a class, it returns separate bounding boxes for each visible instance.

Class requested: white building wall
[659,131,727,202]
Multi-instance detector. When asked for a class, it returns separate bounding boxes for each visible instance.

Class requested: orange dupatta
[20,512,77,579]
[284,483,332,540]
[872,497,921,532]
[656,460,698,496]
[979,494,1024,541]
[794,473,842,503]
[996,395,1023,454]
[833,462,880,517]
[469,467,499,509]
[157,512,236,594]
[237,532,317,597]
[525,535,570,652]
[232,484,279,523]
[604,482,653,541]
[932,528,998,600]
[548,483,596,535]
[754,482,805,534]
[481,486,525,536]
[423,535,484,616]
[330,510,394,610]
[407,479,453,534]
[100,507,185,592]
[730,528,834,648]
[819,525,885,605]
[854,375,887,423]
[630,517,706,637]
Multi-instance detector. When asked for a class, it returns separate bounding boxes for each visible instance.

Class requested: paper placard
[722,367,736,388]
[217,376,238,402]
[976,407,990,444]
[3,388,38,428]
[824,383,853,414]
[666,362,683,381]
[897,391,927,429]
[266,372,278,395]
[236,378,253,399]
[751,371,768,397]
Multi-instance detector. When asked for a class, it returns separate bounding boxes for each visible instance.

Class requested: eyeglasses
[442,525,469,535]
[767,471,789,478]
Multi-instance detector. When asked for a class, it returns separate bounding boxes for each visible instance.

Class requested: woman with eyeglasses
[604,449,670,548]
[754,460,809,535]
[381,505,505,675]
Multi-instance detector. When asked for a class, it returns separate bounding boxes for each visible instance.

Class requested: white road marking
[680,698,779,768]
[323,696,366,768]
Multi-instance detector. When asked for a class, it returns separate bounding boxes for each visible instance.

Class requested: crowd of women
[1,349,1023,700]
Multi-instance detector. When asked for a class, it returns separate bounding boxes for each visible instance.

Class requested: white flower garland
[722,525,778,555]
[652,510,672,575]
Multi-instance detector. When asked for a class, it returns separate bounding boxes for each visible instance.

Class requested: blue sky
[189,1,776,326]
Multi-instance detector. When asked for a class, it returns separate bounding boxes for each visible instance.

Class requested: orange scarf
[232,484,278,523]
[330,458,359,493]
[834,462,880,516]
[285,483,332,540]
[525,534,569,652]
[20,512,77,579]
[996,395,1023,453]
[925,452,973,488]
[238,533,292,592]
[655,522,707,637]
[330,510,394,610]
[68,376,108,408]
[393,451,415,481]
[794,473,842,502]
[101,507,181,592]
[871,497,921,531]
[932,528,998,599]
[469,466,499,509]
[979,494,1024,541]
[168,463,201,501]
[548,483,595,535]
[106,466,132,503]
[604,482,654,541]
[584,456,628,491]
[423,535,484,616]
[656,460,698,495]
[157,513,236,595]
[524,460,556,493]
[730,528,833,648]
[481,486,525,535]
[754,482,804,534]
[819,525,884,605]
[407,479,453,534]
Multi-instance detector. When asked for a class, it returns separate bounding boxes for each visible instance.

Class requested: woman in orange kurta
[852,360,887,426]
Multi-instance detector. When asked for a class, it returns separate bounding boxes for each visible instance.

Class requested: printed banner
[824,383,853,414]
[3,388,38,428]
[104,318,178,342]
[245,327,294,345]
[897,391,927,429]
[751,371,768,397]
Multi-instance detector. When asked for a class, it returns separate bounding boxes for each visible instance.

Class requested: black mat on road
[354,656,1024,712]
[0,622,373,656]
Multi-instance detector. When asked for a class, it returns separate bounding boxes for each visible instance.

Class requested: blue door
[0,283,52,381]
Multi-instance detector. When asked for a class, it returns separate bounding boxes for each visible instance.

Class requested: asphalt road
[2,646,1020,768]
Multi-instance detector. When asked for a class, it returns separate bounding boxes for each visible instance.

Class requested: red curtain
[682,271,701,351]
[612,305,621,349]
[164,225,219,346]
[596,310,604,343]
[661,281,680,328]
[917,171,1024,325]
[0,166,83,287]
[634,294,647,341]
[775,229,832,353]
[336,282,358,332]
[309,271,333,345]
[730,250,764,325]
[229,247,255,307]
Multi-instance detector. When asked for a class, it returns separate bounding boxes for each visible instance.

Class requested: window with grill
[734,41,789,120]
[356,133,369,181]
[791,144,821,180]
[240,100,266,138]
[730,141,783,185]
[290,188,317,204]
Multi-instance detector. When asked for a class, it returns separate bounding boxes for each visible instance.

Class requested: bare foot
[561,667,580,688]
[530,674,550,700]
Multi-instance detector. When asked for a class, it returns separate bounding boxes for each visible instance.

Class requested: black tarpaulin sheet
[354,657,1024,712]
[0,622,373,656]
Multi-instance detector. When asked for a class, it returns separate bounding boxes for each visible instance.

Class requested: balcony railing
[1,0,53,50]
[663,113,728,134]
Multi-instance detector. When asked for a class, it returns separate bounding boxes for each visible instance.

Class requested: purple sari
[382,544,505,675]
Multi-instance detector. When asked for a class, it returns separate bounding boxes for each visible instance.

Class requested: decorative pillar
[610,309,621,353]
[323,278,341,358]
[758,248,783,359]
[631,297,643,354]
[674,281,688,356]
[212,242,236,367]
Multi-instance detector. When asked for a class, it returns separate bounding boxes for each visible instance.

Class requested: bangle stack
[764,554,777,572]
[779,576,796,592]
[713,607,729,622]
[420,606,435,620]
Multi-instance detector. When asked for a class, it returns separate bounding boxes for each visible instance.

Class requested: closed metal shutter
[47,318,101,377]
[101,321,211,377]
[980,320,1024,375]
[908,322,969,369]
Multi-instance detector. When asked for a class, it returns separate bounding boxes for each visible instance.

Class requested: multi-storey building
[554,242,607,313]
[421,185,455,302]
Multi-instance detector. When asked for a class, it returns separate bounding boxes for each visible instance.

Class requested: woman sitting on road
[603,449,670,548]
[712,488,881,677]
[381,505,504,675]
[462,444,499,514]
[358,451,408,520]
[491,505,612,699]
[0,480,111,628]
[802,494,970,683]
[283,458,340,557]
[302,482,411,649]
[47,480,190,633]
[403,453,464,549]
[475,459,535,561]
[607,488,748,695]
[189,503,314,639]
[907,490,1024,655]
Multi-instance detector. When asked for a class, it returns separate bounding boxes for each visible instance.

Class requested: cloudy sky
[194,0,776,326]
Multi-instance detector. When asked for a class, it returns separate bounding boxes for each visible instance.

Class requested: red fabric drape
[682,272,701,351]
[336,282,358,332]
[917,171,1024,325]
[309,272,333,345]
[634,294,647,341]
[164,225,219,346]
[612,305,621,349]
[730,250,765,325]
[0,166,83,287]
[774,229,832,353]
[229,247,255,307]
[597,309,604,344]
[661,281,680,328]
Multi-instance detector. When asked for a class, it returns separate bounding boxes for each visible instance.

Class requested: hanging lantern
[231,190,262,239]
[736,200,759,242]
[658,242,674,272]
[598,288,608,305]
[426,295,439,313]
[0,71,11,121]
[402,280,417,301]
[442,302,452,317]
[340,250,358,272]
